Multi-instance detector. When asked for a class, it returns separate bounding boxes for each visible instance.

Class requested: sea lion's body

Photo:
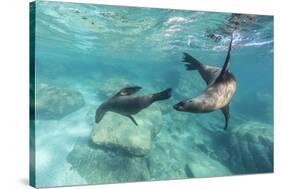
[99,95,154,115]
[174,35,236,130]
[96,87,172,125]
[187,65,236,113]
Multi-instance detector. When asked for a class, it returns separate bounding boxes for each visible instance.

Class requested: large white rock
[89,105,162,156]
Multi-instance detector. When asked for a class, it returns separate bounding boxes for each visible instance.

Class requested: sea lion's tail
[152,88,172,102]
[182,52,202,70]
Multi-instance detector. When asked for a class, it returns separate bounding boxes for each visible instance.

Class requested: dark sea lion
[95,86,172,125]
[173,35,236,130]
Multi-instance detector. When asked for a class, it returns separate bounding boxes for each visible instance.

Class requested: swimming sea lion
[95,86,172,125]
[173,35,236,130]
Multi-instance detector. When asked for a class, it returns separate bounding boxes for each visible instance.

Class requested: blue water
[31,1,273,187]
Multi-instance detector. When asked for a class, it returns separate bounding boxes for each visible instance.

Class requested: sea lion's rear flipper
[215,34,234,83]
[126,115,138,126]
[116,85,142,97]
[152,88,172,102]
[182,52,202,70]
[182,52,219,85]
[221,105,230,130]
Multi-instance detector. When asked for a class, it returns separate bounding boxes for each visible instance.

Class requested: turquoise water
[31,1,273,188]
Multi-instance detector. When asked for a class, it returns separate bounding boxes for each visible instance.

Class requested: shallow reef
[34,79,273,187]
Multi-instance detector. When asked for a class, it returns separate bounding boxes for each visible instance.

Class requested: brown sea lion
[173,35,236,130]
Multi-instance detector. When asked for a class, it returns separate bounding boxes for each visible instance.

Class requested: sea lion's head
[173,98,200,112]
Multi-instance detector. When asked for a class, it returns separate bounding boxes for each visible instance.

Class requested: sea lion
[95,86,172,125]
[173,35,236,130]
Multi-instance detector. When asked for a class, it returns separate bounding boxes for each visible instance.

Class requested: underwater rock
[145,115,232,180]
[145,141,188,180]
[67,139,150,184]
[36,84,85,120]
[89,105,162,156]
[184,152,232,178]
[228,121,273,173]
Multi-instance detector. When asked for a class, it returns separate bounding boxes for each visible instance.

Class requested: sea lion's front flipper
[215,34,233,83]
[95,105,107,124]
[221,105,230,130]
[126,115,138,126]
[116,86,142,97]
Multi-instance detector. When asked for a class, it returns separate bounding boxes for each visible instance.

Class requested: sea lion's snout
[173,102,185,111]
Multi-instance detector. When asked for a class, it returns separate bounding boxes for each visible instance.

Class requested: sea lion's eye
[120,92,128,96]
[189,100,193,103]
